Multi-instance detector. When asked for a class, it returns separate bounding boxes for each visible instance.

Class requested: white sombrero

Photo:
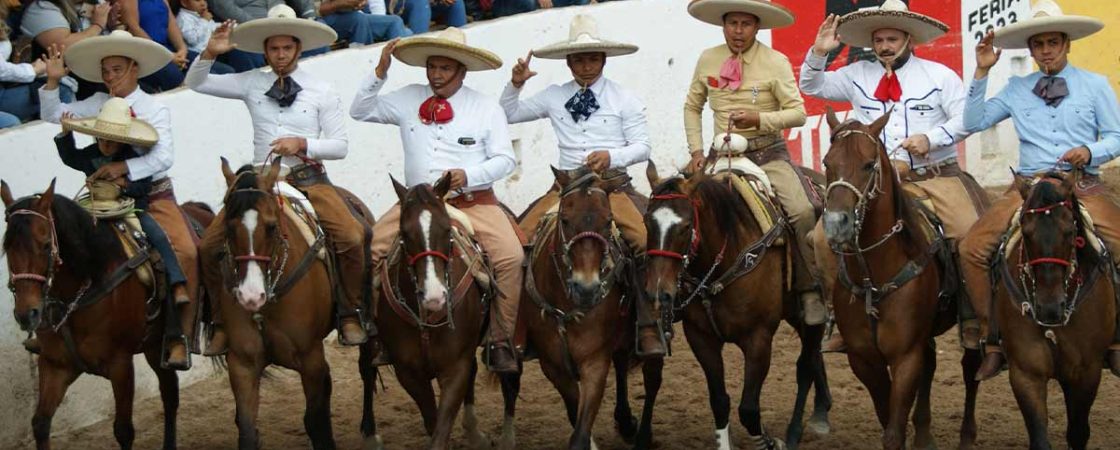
[62,97,158,147]
[231,4,338,54]
[993,0,1103,50]
[837,0,949,49]
[394,27,502,71]
[687,0,794,29]
[533,15,638,59]
[64,30,172,82]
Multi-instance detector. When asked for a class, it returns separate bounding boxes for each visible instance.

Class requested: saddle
[705,157,785,247]
[75,182,156,288]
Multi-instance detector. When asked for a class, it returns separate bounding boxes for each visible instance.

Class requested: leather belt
[287,163,331,187]
[448,189,498,208]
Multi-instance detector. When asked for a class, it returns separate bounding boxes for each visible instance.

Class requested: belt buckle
[915,167,928,176]
[464,191,475,202]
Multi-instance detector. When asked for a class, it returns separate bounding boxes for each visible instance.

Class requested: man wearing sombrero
[500,15,663,356]
[684,0,827,329]
[350,29,523,373]
[800,0,990,353]
[186,5,372,352]
[960,0,1120,380]
[37,31,201,369]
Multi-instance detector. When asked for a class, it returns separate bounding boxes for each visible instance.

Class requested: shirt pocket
[1066,101,1096,128]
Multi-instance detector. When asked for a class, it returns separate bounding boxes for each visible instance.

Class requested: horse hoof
[807,417,831,436]
[362,434,384,450]
[616,414,639,444]
[468,433,492,450]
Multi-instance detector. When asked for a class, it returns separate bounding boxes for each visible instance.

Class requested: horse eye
[863,162,876,172]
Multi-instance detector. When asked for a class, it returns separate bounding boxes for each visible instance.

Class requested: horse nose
[568,280,600,305]
[14,308,40,331]
[421,287,448,312]
[236,286,266,312]
[1035,294,1067,325]
[823,211,855,245]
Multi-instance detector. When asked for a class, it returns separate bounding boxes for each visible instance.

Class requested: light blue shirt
[964,64,1120,175]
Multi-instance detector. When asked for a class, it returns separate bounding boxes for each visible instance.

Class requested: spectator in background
[208,0,327,71]
[387,0,464,34]
[1,17,46,127]
[20,0,109,98]
[319,0,410,46]
[119,0,207,91]
[176,0,236,72]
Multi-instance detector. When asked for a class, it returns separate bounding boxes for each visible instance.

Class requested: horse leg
[1009,368,1052,450]
[227,351,265,450]
[738,330,778,449]
[882,349,925,450]
[1059,369,1101,450]
[846,351,892,428]
[299,346,337,450]
[461,358,490,450]
[358,343,382,450]
[787,322,831,448]
[911,342,937,450]
[633,355,664,450]
[569,356,611,450]
[959,348,982,450]
[611,348,638,443]
[396,365,439,436]
[429,357,470,450]
[684,326,731,450]
[107,356,137,449]
[497,370,521,450]
[540,358,581,428]
[144,347,180,450]
[32,360,79,450]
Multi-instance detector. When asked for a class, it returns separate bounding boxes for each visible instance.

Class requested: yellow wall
[1057,0,1120,98]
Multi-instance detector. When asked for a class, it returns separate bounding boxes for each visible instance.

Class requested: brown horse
[213,158,340,449]
[820,110,981,450]
[991,171,1115,450]
[2,179,213,450]
[356,175,489,450]
[644,161,823,450]
[500,166,661,450]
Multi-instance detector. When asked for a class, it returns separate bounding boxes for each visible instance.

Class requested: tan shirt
[683,41,807,152]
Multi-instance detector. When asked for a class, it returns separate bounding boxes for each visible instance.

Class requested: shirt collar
[723,40,761,65]
[568,76,607,96]
[181,9,201,18]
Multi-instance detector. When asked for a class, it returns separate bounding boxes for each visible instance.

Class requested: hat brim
[687,0,795,29]
[63,117,159,147]
[231,18,338,53]
[993,16,1104,49]
[65,35,172,82]
[837,10,949,48]
[393,37,503,71]
[533,40,638,59]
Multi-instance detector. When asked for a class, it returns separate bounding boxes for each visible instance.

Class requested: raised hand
[812,14,842,56]
[376,38,400,79]
[974,30,1001,78]
[91,2,111,30]
[511,51,536,88]
[203,20,238,59]
[44,44,69,88]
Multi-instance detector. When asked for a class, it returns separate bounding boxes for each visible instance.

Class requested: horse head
[221,157,286,313]
[393,174,455,315]
[1016,170,1087,326]
[644,161,702,308]
[821,106,892,250]
[2,179,58,332]
[553,166,624,309]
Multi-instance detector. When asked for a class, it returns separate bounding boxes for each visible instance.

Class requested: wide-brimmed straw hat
[687,0,794,29]
[993,0,1103,50]
[837,0,949,49]
[231,4,338,54]
[533,15,638,59]
[64,30,172,82]
[62,97,158,147]
[393,27,502,71]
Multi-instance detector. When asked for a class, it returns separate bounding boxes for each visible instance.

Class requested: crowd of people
[0,0,618,128]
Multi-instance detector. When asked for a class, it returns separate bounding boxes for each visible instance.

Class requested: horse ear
[645,161,660,190]
[869,106,892,136]
[1,180,13,208]
[433,173,452,199]
[221,157,236,187]
[825,105,840,129]
[37,178,56,212]
[260,157,282,188]
[1014,175,1033,201]
[391,176,408,202]
[551,166,570,188]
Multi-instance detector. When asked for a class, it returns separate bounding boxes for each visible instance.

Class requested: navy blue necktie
[565,88,599,122]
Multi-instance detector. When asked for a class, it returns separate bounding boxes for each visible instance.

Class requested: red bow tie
[419,96,454,124]
[874,72,902,102]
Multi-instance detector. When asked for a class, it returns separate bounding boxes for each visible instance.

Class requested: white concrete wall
[0,0,1028,445]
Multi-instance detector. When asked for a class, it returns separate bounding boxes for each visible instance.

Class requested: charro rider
[800,0,989,352]
[189,5,371,354]
[961,0,1120,380]
[683,0,827,326]
[349,29,524,373]
[38,31,198,369]
[500,14,663,356]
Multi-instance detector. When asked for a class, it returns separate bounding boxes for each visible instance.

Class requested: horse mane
[3,195,124,283]
[692,176,760,244]
[224,165,265,219]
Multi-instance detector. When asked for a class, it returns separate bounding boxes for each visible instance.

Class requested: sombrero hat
[687,0,794,29]
[533,15,638,59]
[837,0,949,49]
[64,30,172,82]
[231,4,338,54]
[62,97,158,147]
[993,0,1103,50]
[393,27,502,71]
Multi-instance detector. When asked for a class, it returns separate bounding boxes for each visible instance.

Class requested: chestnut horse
[990,171,1115,450]
[2,179,213,450]
[357,175,489,450]
[820,110,981,449]
[643,162,828,450]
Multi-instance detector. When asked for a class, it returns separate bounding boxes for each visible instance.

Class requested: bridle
[552,175,622,307]
[824,125,905,255]
[397,216,457,328]
[1014,184,1088,327]
[6,207,61,299]
[222,183,291,303]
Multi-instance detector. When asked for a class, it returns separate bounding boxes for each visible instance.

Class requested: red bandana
[874,72,902,102]
[419,96,454,124]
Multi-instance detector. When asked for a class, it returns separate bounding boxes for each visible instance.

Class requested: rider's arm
[39,90,105,124]
[1088,76,1120,167]
[53,131,96,175]
[758,58,807,133]
[307,89,349,160]
[465,105,516,188]
[185,57,248,99]
[683,55,709,152]
[963,75,1012,133]
[349,70,405,125]
[607,91,651,169]
[499,82,549,124]
[124,103,174,181]
[927,71,970,148]
[798,48,852,101]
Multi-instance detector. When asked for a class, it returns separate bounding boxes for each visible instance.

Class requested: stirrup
[161,334,192,371]
[634,320,669,358]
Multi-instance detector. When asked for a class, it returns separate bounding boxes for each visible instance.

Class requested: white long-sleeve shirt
[176,10,218,54]
[0,40,37,83]
[186,57,348,166]
[39,86,173,181]
[501,76,650,171]
[799,50,968,168]
[349,70,515,191]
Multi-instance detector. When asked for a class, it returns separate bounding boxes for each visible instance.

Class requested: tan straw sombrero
[231,4,338,53]
[393,27,502,71]
[534,15,638,59]
[62,97,158,147]
[64,30,172,82]
[837,0,949,49]
[687,0,795,29]
[993,0,1103,50]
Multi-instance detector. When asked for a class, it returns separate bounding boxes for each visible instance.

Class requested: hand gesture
[444,169,467,190]
[91,2,111,29]
[376,38,400,79]
[900,134,930,157]
[1059,146,1090,167]
[204,20,238,58]
[975,30,1002,74]
[511,51,536,88]
[686,151,706,175]
[812,14,841,56]
[32,58,47,77]
[270,137,306,156]
[45,44,69,83]
[585,150,611,173]
[173,48,189,69]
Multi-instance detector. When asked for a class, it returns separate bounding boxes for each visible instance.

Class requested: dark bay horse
[991,172,1115,450]
[501,167,662,450]
[820,110,981,449]
[2,179,213,450]
[357,175,489,450]
[214,158,340,449]
[644,161,828,450]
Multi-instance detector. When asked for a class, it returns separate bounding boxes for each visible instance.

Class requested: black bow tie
[265,76,302,107]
